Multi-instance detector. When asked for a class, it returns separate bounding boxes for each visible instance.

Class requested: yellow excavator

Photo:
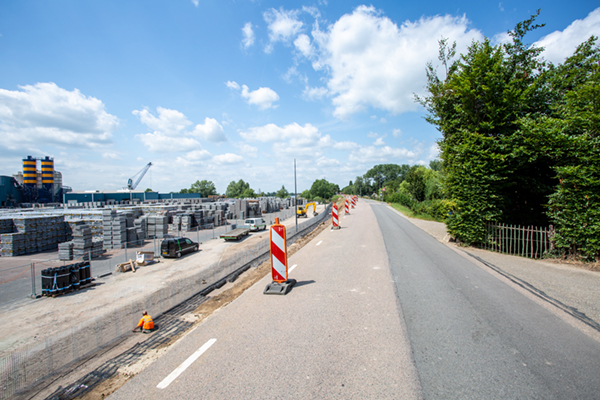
[297,202,318,218]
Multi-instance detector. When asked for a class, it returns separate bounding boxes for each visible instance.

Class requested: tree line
[178,178,340,202]
[414,10,599,260]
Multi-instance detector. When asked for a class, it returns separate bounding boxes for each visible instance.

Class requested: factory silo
[41,156,54,191]
[22,156,37,188]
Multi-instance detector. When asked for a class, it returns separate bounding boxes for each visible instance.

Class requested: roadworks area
[1,205,330,400]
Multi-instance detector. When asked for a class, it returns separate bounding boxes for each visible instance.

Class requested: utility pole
[294,159,298,233]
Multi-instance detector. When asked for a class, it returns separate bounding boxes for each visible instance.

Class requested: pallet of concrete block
[72,224,92,260]
[58,241,74,261]
[0,233,26,257]
[0,218,14,234]
[91,238,104,258]
[41,261,93,297]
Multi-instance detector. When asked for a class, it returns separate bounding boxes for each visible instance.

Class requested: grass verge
[389,203,443,222]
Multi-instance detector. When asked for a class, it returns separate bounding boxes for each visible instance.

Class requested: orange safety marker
[264,217,296,295]
[351,197,355,208]
[332,204,340,229]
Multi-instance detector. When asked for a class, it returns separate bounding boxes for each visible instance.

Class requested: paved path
[373,201,600,399]
[109,199,422,399]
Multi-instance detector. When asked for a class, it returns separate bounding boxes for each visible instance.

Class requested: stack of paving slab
[102,209,127,250]
[58,241,74,261]
[0,227,25,257]
[147,215,168,238]
[92,237,104,257]
[72,223,93,260]
[134,216,147,244]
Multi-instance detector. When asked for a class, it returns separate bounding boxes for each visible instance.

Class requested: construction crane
[126,162,152,191]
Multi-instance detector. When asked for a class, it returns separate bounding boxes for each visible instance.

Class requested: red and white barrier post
[345,198,350,214]
[264,217,296,295]
[351,196,355,208]
[332,204,340,229]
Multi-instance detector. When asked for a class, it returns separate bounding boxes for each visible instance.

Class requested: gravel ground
[387,204,600,330]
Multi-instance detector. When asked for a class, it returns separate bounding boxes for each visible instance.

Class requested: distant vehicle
[245,218,266,231]
[160,237,199,258]
[219,226,250,241]
[297,202,318,218]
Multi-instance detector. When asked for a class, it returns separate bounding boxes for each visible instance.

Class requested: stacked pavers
[134,216,147,244]
[92,237,104,257]
[72,223,93,260]
[58,241,74,261]
[101,209,127,250]
[147,215,168,238]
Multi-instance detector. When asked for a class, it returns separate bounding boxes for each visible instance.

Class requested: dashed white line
[289,264,298,272]
[316,240,323,246]
[157,338,217,389]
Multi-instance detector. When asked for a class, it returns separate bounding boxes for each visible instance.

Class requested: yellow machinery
[297,202,318,218]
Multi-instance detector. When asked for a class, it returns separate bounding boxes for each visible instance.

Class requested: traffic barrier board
[332,204,340,229]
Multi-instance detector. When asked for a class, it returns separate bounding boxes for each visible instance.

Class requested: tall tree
[225,179,251,198]
[276,185,289,199]
[416,12,553,243]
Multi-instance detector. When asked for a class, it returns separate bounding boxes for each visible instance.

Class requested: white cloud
[186,149,212,161]
[240,122,331,158]
[226,81,240,90]
[294,34,313,57]
[373,137,385,146]
[240,122,318,142]
[380,117,387,123]
[102,152,121,160]
[263,7,304,52]
[192,117,227,142]
[348,145,417,163]
[535,8,600,64]
[333,141,359,151]
[242,22,255,49]
[308,5,483,119]
[136,132,202,153]
[133,107,191,136]
[367,132,378,138]
[302,86,328,101]
[491,31,511,46]
[392,128,402,137]
[191,0,199,6]
[241,85,279,109]
[213,153,244,164]
[0,82,118,148]
[233,142,259,158]
[315,156,340,167]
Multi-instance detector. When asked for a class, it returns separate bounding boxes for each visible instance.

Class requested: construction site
[0,156,327,400]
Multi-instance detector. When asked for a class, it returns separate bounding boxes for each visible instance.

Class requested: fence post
[30,262,36,298]
[125,241,127,262]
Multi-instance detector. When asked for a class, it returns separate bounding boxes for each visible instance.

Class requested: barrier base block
[331,225,341,230]
[264,279,296,295]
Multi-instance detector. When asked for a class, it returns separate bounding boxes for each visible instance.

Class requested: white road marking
[157,338,217,389]
[289,264,298,272]
[316,240,322,246]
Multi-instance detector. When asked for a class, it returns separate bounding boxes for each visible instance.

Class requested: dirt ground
[27,217,332,400]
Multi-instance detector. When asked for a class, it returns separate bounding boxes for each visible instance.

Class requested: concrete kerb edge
[1,204,331,399]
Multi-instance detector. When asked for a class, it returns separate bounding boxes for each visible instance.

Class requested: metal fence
[0,208,298,309]
[482,223,554,259]
[0,205,329,400]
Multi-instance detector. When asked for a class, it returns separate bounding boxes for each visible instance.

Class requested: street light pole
[294,159,298,233]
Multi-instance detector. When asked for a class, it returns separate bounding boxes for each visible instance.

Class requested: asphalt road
[108,200,421,399]
[108,200,600,399]
[371,201,600,399]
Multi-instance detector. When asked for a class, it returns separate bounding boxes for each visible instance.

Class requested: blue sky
[1,1,599,194]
